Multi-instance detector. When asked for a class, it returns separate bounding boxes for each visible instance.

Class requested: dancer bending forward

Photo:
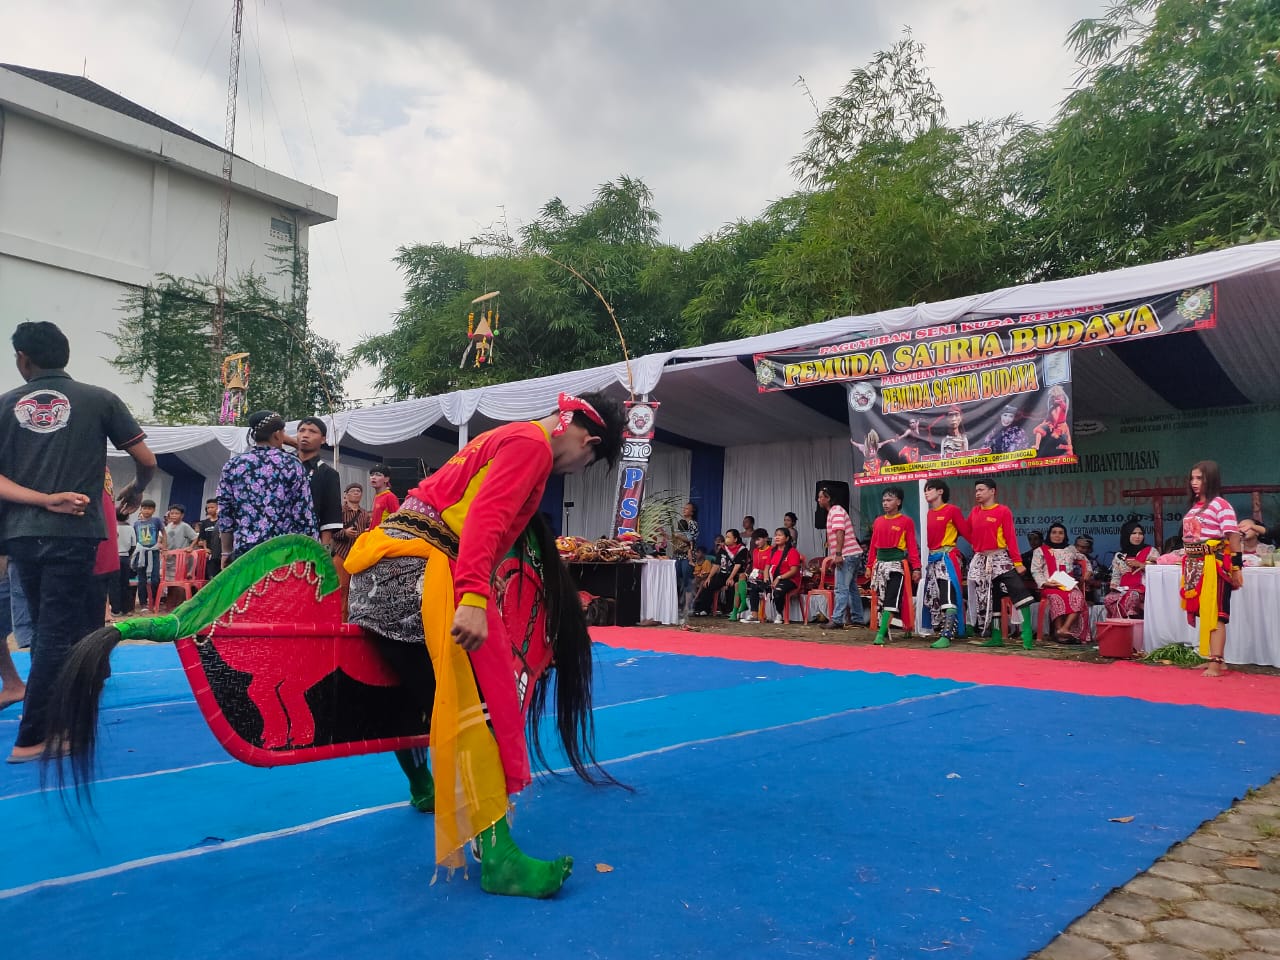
[345,392,625,897]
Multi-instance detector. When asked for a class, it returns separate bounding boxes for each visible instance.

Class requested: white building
[0,64,338,414]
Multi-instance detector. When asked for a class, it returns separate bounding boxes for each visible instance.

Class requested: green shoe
[395,748,435,813]
[477,816,573,899]
[873,609,891,645]
[1021,614,1035,650]
[930,637,951,649]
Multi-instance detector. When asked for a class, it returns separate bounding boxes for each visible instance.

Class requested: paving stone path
[1036,778,1280,959]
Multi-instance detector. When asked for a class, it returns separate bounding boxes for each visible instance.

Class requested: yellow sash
[1180,538,1223,657]
[346,528,508,868]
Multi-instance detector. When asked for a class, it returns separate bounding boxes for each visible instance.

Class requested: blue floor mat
[3,646,1279,959]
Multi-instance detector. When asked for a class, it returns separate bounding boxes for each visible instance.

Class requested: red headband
[552,392,606,436]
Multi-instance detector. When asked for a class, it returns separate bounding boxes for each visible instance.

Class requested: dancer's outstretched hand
[452,604,488,651]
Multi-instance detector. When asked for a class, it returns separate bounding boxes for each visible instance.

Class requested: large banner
[849,353,1075,486]
[753,285,1216,392]
[856,403,1280,559]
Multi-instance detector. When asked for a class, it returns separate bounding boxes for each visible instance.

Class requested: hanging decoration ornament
[220,352,251,424]
[461,290,501,368]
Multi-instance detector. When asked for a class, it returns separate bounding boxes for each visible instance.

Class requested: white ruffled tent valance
[105,238,1280,456]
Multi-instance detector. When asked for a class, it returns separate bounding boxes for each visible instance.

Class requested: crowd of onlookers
[659,484,1272,646]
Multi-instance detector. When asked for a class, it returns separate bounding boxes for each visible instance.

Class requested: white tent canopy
[107,239,1280,532]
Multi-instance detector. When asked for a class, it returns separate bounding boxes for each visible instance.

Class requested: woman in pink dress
[1103,519,1158,619]
[1031,522,1089,642]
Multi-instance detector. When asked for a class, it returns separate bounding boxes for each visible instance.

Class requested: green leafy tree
[111,249,351,424]
[355,177,680,397]
[1012,0,1280,278]
[682,34,1030,337]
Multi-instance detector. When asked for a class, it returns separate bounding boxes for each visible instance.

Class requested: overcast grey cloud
[3,0,1101,400]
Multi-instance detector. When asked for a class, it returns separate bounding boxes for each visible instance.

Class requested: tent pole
[458,421,469,450]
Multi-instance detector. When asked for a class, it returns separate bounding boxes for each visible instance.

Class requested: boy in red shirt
[367,464,400,529]
[736,528,773,622]
[966,476,1035,648]
[923,478,969,648]
[866,486,920,645]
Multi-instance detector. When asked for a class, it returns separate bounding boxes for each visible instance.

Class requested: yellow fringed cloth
[346,527,507,869]
[1180,539,1233,657]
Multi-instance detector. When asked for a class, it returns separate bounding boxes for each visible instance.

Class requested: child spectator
[132,499,166,612]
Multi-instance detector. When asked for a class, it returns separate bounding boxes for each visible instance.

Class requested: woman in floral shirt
[215,411,317,560]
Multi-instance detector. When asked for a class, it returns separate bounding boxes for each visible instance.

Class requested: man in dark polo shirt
[287,416,343,548]
[0,321,156,763]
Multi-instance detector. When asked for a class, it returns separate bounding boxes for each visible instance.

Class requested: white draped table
[1143,564,1280,667]
[638,558,680,625]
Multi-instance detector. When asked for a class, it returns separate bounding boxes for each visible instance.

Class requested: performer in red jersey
[922,478,969,648]
[866,486,920,645]
[966,476,1035,649]
[345,391,625,899]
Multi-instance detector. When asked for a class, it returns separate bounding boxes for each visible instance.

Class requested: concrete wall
[0,105,325,416]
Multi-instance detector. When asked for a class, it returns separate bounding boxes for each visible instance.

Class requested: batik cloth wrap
[345,496,522,870]
[967,549,1020,634]
[1180,538,1232,657]
[923,548,965,636]
[870,553,907,612]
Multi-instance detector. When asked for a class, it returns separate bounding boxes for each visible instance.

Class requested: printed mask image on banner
[847,353,1076,486]
[753,285,1216,392]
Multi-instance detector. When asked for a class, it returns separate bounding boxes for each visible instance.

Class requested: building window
[270,217,296,241]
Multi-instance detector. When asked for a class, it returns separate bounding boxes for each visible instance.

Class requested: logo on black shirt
[14,389,71,433]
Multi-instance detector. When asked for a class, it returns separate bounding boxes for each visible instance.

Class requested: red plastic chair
[156,549,209,610]
[801,563,836,624]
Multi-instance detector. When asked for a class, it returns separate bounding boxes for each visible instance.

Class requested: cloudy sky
[5,0,1101,399]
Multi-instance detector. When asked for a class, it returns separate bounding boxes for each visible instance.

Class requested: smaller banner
[612,400,659,538]
[849,353,1075,486]
[753,285,1216,392]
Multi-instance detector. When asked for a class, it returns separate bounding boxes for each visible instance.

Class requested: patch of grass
[1140,643,1207,667]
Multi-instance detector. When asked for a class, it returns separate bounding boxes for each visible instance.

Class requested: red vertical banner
[612,400,659,538]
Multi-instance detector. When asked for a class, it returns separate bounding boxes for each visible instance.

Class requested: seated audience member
[782,512,799,547]
[1237,519,1277,563]
[746,529,804,624]
[693,529,748,615]
[740,516,757,545]
[691,546,715,590]
[1156,535,1185,564]
[1103,519,1158,619]
[1031,523,1090,643]
[1074,534,1106,604]
[734,529,772,621]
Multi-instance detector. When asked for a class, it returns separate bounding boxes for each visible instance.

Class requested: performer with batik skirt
[1180,460,1242,678]
[866,486,920,645]
[343,391,626,897]
[966,476,1035,649]
[921,478,969,649]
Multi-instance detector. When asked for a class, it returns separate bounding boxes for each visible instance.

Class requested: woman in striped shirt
[1181,460,1243,677]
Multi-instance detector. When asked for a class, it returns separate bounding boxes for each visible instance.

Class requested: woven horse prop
[47,535,555,779]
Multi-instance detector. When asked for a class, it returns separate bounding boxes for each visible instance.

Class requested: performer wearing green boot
[923,479,969,649]
[966,477,1034,649]
[345,391,627,899]
[866,487,920,645]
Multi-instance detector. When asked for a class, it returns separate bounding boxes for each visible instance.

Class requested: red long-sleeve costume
[866,513,921,569]
[926,503,969,552]
[411,421,554,609]
[967,504,1022,564]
